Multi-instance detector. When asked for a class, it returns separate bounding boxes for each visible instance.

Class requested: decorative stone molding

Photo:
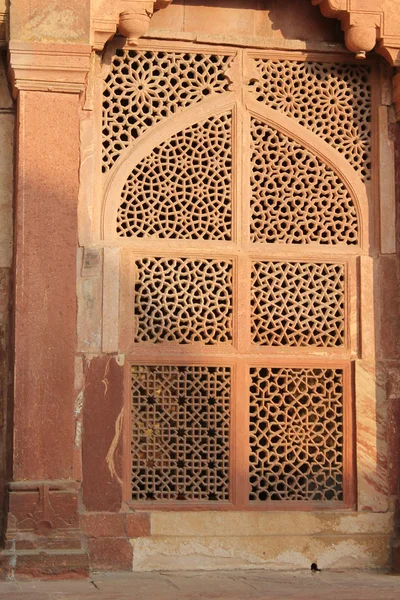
[2,480,89,578]
[92,0,172,51]
[6,480,81,540]
[8,42,91,98]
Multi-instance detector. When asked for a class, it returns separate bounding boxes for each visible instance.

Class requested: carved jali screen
[102,45,371,508]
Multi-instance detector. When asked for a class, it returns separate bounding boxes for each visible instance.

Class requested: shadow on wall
[170,0,344,43]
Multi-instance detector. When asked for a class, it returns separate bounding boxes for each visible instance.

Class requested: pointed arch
[102,95,236,241]
[245,97,369,250]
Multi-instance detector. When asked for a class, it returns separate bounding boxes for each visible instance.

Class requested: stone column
[2,41,91,578]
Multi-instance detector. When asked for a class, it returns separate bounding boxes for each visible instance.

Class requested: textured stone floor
[0,570,399,599]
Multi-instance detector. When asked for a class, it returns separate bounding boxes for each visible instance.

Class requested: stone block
[12,551,89,579]
[81,513,125,538]
[87,537,132,571]
[126,513,150,538]
[82,355,124,512]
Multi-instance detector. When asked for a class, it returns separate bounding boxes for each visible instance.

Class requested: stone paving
[0,570,399,600]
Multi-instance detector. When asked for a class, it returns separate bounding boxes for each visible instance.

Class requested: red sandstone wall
[0,52,13,532]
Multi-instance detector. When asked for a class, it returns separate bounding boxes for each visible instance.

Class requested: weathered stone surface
[376,255,400,360]
[355,360,389,512]
[10,0,90,44]
[132,534,391,571]
[82,356,124,512]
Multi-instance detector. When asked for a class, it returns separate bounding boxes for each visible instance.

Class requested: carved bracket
[92,0,172,51]
[311,0,400,65]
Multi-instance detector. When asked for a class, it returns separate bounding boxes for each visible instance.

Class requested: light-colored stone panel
[355,360,389,511]
[150,511,393,538]
[102,247,120,353]
[359,256,375,360]
[78,112,96,247]
[77,247,103,353]
[132,534,390,571]
[378,105,396,254]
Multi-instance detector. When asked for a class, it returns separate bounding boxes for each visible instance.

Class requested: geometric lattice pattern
[117,113,232,239]
[250,119,359,245]
[251,262,345,347]
[130,365,231,501]
[249,367,344,501]
[134,258,233,344]
[104,49,359,506]
[249,60,371,181]
[103,49,232,171]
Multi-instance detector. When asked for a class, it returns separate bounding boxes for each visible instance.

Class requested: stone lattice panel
[134,258,233,344]
[117,113,232,239]
[103,49,232,171]
[251,261,345,347]
[249,367,344,502]
[249,60,371,181]
[130,365,231,502]
[250,119,358,245]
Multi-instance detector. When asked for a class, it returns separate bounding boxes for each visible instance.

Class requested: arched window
[99,43,372,508]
